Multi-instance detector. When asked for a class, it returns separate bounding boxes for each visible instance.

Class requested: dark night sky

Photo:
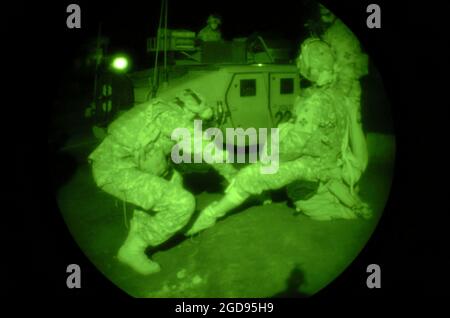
[17,0,395,130]
[5,0,385,72]
[64,0,323,68]
[50,0,385,71]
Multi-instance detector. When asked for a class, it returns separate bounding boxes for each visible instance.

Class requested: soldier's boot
[117,217,161,275]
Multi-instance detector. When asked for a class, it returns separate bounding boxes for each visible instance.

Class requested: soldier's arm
[347,109,369,172]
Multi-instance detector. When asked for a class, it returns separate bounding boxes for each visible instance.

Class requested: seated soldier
[186,38,371,235]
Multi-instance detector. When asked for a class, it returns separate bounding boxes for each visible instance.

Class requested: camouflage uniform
[197,26,222,42]
[228,85,346,199]
[89,99,196,246]
[227,84,369,220]
[323,19,369,121]
[186,37,369,236]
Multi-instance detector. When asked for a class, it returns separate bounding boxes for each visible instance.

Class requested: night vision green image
[51,1,395,297]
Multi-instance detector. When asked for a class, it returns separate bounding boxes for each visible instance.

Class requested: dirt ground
[54,131,394,298]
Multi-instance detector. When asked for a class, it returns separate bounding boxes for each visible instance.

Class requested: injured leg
[186,160,317,235]
[185,186,247,236]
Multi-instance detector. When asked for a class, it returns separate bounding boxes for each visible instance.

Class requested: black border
[7,0,447,310]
